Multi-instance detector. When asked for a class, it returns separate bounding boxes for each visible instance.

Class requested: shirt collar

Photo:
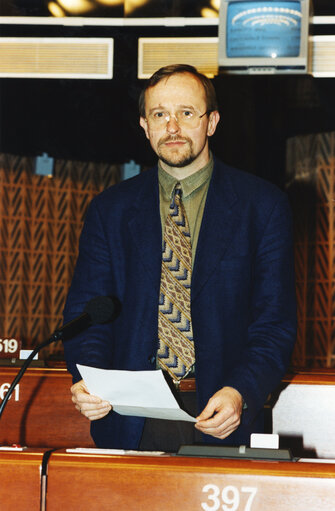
[158,153,214,201]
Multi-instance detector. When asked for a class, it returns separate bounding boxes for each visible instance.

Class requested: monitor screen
[227,1,302,58]
[218,0,311,74]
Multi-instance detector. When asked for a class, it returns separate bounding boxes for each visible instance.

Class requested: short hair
[138,64,218,117]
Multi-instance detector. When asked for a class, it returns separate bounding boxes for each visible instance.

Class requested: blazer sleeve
[62,197,117,383]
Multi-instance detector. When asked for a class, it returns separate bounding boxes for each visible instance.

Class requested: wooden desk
[0,367,94,448]
[0,448,48,511]
[1,366,335,455]
[46,451,335,511]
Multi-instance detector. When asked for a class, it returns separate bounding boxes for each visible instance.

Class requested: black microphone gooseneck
[0,295,120,419]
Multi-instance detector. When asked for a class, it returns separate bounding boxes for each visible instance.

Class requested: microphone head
[84,296,121,324]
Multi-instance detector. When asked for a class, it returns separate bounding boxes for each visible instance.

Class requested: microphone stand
[0,296,119,420]
[0,331,62,420]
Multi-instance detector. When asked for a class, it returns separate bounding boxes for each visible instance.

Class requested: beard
[157,135,197,168]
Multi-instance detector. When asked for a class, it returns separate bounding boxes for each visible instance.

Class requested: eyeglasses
[146,109,209,130]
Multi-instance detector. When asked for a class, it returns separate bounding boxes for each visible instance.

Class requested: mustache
[158,135,191,146]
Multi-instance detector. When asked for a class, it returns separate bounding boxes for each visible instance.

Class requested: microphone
[51,295,121,342]
[0,295,121,419]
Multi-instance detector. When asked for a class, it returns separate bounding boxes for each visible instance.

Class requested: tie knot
[173,183,182,201]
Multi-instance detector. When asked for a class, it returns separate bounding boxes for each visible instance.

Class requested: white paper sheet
[77,364,196,422]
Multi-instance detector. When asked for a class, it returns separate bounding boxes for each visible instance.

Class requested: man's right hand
[71,379,112,421]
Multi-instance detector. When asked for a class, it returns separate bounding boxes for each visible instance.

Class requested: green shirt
[158,154,214,265]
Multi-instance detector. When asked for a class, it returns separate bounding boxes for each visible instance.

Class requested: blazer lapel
[192,163,240,301]
[128,168,162,296]
[126,163,241,301]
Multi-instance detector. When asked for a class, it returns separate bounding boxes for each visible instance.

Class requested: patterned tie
[157,183,195,380]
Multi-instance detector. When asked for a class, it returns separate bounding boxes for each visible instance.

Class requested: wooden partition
[1,366,335,457]
[45,450,335,511]
[0,366,94,448]
[1,366,335,510]
[0,448,48,511]
[1,448,335,511]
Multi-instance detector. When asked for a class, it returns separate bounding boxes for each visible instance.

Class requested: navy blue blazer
[63,157,297,449]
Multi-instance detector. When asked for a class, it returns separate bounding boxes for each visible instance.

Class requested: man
[63,64,296,450]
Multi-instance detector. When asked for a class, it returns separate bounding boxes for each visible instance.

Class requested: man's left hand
[195,386,243,440]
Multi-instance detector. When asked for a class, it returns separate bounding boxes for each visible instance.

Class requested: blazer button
[148,355,156,365]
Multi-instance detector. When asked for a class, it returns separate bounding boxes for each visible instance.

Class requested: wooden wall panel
[286,131,335,368]
[0,153,120,358]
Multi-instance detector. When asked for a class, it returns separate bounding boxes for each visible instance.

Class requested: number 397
[201,484,257,511]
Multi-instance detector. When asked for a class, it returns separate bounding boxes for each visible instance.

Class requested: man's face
[140,72,219,175]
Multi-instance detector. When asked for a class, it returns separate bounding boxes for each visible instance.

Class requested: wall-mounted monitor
[218,0,312,74]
